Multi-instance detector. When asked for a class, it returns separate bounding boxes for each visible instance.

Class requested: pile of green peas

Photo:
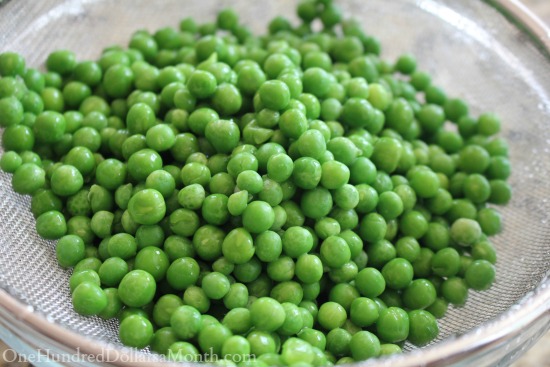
[0,0,511,365]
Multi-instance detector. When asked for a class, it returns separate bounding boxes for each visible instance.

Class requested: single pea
[242,201,275,233]
[182,286,210,314]
[170,305,202,340]
[315,217,341,239]
[350,297,380,327]
[426,297,449,319]
[222,227,255,264]
[166,257,200,290]
[251,231,281,263]
[258,80,291,111]
[98,257,128,287]
[430,247,461,278]
[280,337,315,365]
[277,302,304,336]
[366,239,396,269]
[292,157,322,189]
[381,258,414,290]
[237,65,266,96]
[318,301,347,331]
[107,233,136,260]
[202,272,231,300]
[50,165,83,197]
[192,224,224,261]
[177,183,205,210]
[459,145,490,173]
[224,283,249,310]
[441,277,469,305]
[267,153,294,183]
[0,151,23,173]
[408,310,439,346]
[376,191,404,220]
[150,327,179,355]
[403,279,437,310]
[95,159,127,191]
[320,236,351,269]
[472,240,497,264]
[134,246,169,281]
[409,166,440,198]
[327,137,361,166]
[127,149,163,182]
[46,49,77,75]
[35,210,67,240]
[267,256,295,283]
[376,307,409,343]
[395,237,421,262]
[119,314,154,349]
[489,179,512,205]
[465,259,495,290]
[349,330,381,361]
[72,282,108,316]
[56,234,86,268]
[359,213,387,243]
[451,218,482,246]
[326,328,352,357]
[0,52,26,77]
[250,297,286,332]
[127,189,166,225]
[279,108,308,139]
[295,254,324,284]
[168,341,201,362]
[118,269,157,307]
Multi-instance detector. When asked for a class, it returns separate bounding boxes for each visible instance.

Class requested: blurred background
[0,0,549,366]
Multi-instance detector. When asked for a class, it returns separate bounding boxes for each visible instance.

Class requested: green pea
[56,235,86,268]
[72,282,108,316]
[118,269,157,307]
[465,259,495,290]
[222,227,254,264]
[250,297,286,332]
[408,310,439,346]
[169,305,202,341]
[127,189,166,225]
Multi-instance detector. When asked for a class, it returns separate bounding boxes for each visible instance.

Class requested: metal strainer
[0,0,549,366]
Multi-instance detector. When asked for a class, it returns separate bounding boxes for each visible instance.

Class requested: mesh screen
[0,0,549,361]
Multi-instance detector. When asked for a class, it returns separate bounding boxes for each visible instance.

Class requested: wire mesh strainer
[0,0,549,366]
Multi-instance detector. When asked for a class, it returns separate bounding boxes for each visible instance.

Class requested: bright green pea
[349,330,381,361]
[72,282,108,316]
[376,307,409,343]
[222,227,255,264]
[450,218,482,246]
[202,271,231,300]
[381,258,414,290]
[320,236,351,268]
[127,189,166,225]
[279,108,308,139]
[441,277,469,306]
[250,297,286,332]
[242,201,274,233]
[166,257,199,290]
[223,282,249,310]
[318,301,347,331]
[259,80,291,111]
[118,269,156,307]
[465,259,495,290]
[56,234,86,268]
[252,231,281,263]
[118,314,154,349]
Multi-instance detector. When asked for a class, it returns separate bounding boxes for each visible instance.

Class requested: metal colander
[0,0,549,366]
